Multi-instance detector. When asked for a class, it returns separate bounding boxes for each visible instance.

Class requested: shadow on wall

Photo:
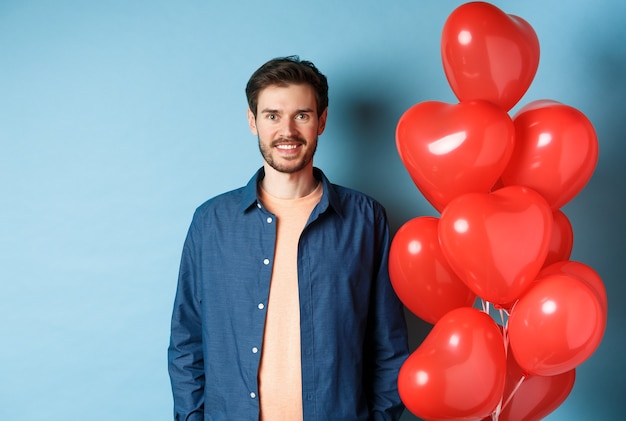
[330,74,435,421]
[559,33,626,420]
[328,71,435,344]
[575,35,626,260]
[327,71,438,227]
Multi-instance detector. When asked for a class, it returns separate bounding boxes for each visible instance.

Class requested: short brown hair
[245,55,329,117]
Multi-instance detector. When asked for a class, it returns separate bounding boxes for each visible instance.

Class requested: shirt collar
[239,167,344,219]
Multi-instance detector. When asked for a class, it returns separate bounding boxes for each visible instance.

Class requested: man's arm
[168,218,205,421]
[367,208,410,420]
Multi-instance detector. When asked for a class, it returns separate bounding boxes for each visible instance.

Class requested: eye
[267,113,278,121]
[296,113,309,121]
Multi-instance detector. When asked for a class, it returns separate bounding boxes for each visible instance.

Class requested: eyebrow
[260,107,315,115]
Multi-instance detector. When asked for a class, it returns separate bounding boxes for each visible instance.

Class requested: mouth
[275,143,300,150]
[273,138,305,153]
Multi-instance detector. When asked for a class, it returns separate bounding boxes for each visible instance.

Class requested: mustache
[271,136,307,146]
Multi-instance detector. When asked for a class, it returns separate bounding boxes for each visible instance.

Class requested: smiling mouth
[275,144,300,150]
[272,137,306,150]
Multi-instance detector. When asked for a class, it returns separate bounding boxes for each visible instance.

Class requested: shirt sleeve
[168,214,205,420]
[367,206,410,421]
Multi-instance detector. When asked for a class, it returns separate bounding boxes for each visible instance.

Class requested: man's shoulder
[330,182,384,206]
[327,182,387,220]
[193,185,248,219]
[331,183,374,199]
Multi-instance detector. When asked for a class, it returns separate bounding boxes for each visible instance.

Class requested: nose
[279,118,298,138]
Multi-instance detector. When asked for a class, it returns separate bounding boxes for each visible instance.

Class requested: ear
[317,108,328,135]
[247,108,258,135]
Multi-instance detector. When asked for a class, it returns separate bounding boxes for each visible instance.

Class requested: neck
[261,164,318,199]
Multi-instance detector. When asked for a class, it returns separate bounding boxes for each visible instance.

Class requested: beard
[258,135,318,174]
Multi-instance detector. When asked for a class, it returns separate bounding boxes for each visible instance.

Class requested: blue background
[1,1,624,420]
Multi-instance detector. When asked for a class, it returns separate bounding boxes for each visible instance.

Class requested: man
[168,56,409,421]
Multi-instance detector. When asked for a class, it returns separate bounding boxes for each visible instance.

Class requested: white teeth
[276,144,298,149]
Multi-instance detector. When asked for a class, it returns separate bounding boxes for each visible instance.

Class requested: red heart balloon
[396,100,514,212]
[509,274,606,376]
[441,2,540,111]
[439,185,553,305]
[398,307,506,420]
[501,100,599,209]
[389,216,476,325]
[543,210,574,268]
[539,260,607,318]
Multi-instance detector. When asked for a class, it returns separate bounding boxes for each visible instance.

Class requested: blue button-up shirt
[168,168,409,421]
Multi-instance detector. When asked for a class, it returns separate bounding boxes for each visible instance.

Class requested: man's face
[248,84,327,175]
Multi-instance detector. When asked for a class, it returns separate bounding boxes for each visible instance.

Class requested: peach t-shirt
[257,182,322,421]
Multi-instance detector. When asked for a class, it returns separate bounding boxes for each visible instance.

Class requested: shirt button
[266,217,273,223]
[263,258,270,265]
[250,392,256,399]
[252,347,258,354]
[258,303,265,310]
[256,203,262,209]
